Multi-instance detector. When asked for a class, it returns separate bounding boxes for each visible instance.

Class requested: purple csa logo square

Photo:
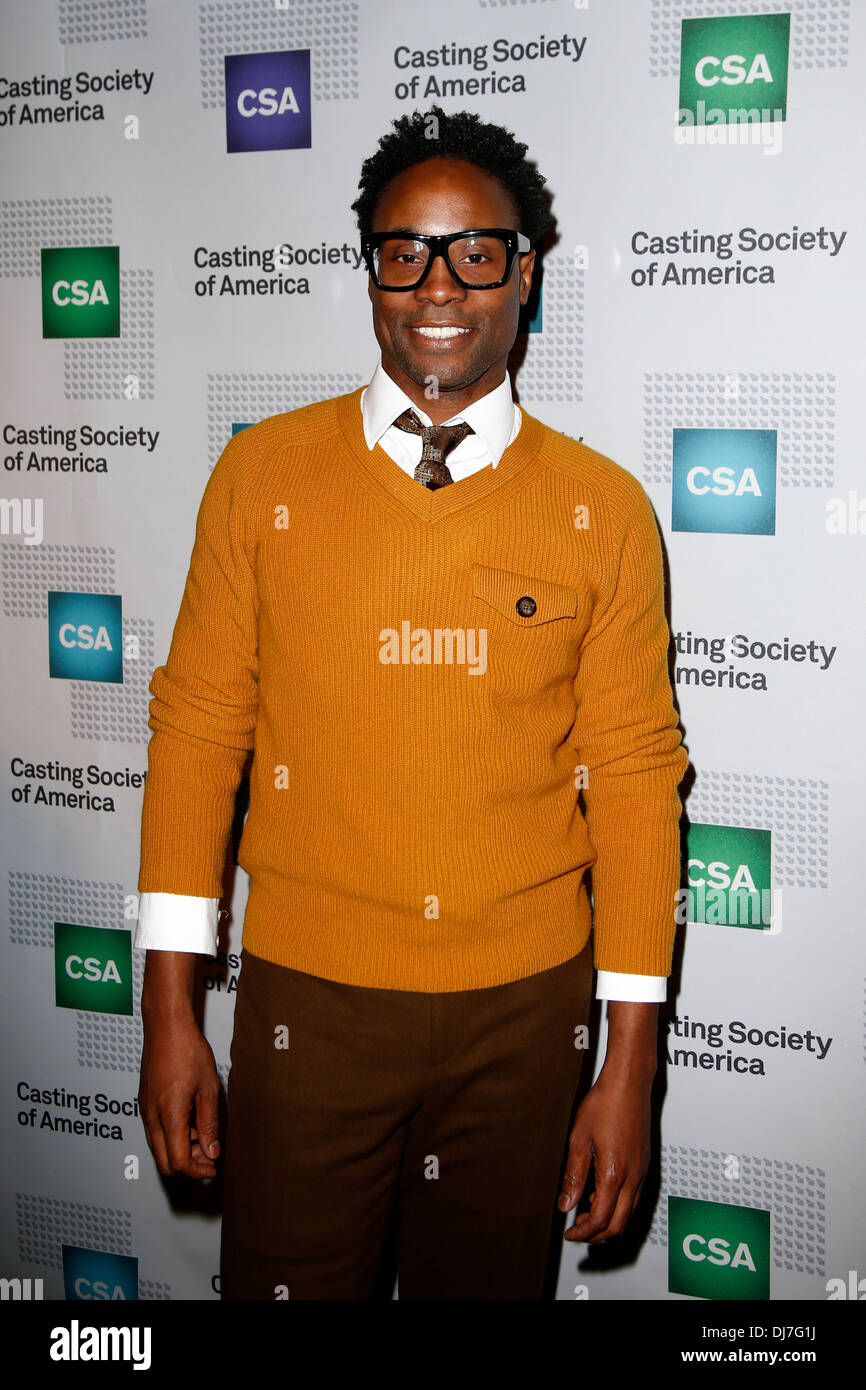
[224,50,311,153]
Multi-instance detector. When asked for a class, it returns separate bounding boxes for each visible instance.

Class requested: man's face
[366,156,535,413]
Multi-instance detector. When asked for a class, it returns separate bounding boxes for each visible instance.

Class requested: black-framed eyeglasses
[360,228,532,290]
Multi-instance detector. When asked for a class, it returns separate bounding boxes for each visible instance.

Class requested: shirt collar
[361,358,517,468]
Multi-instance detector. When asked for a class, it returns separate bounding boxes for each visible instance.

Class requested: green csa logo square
[669,1196,770,1299]
[679,13,790,124]
[54,923,133,1015]
[683,822,774,931]
[41,246,120,338]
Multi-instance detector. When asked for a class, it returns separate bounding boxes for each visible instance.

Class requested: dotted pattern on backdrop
[2,544,117,621]
[8,872,126,948]
[687,771,829,891]
[478,0,560,9]
[58,0,148,46]
[648,0,851,79]
[64,269,155,401]
[139,1279,173,1299]
[642,373,836,488]
[513,257,584,405]
[69,617,154,744]
[198,0,360,106]
[17,1192,133,1265]
[207,371,366,468]
[649,1145,827,1276]
[0,197,113,279]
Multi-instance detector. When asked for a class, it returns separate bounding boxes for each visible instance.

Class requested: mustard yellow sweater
[138,388,688,991]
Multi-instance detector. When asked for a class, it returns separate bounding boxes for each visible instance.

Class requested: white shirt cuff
[134,892,219,956]
[595,970,667,1003]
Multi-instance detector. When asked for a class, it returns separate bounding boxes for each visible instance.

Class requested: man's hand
[138,951,221,1180]
[559,1000,658,1243]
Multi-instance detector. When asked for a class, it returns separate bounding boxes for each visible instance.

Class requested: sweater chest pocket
[471,562,581,628]
[470,562,586,685]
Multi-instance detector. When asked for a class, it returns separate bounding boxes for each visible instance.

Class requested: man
[136,106,689,1301]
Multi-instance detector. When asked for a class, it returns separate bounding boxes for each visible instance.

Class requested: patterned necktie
[391,407,475,489]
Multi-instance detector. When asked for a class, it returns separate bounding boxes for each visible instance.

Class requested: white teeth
[412,326,470,339]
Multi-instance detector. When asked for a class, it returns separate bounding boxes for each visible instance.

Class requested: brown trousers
[219,939,593,1300]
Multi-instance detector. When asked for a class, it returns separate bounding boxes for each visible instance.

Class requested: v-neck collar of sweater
[334,387,546,525]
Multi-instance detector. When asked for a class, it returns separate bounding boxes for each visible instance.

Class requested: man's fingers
[558,1132,592,1212]
[194,1081,221,1161]
[141,1107,173,1179]
[567,1169,640,1243]
[162,1097,209,1178]
[572,1185,634,1244]
[143,1107,213,1179]
[188,1128,218,1177]
[568,1168,620,1241]
[629,1170,647,1221]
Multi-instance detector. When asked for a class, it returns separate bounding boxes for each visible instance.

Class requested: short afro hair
[351,106,553,246]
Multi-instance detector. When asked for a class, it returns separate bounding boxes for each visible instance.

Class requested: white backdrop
[1,0,864,1303]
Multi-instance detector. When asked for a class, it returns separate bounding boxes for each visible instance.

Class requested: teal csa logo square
[48,591,123,682]
[62,1245,138,1301]
[669,1196,770,1300]
[54,923,133,1016]
[672,428,776,534]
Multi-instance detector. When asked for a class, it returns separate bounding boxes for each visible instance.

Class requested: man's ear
[519,249,536,304]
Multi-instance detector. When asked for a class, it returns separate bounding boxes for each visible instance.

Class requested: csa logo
[224,50,311,153]
[48,591,123,683]
[682,822,774,931]
[679,13,791,124]
[54,923,133,1016]
[41,247,120,339]
[62,1245,138,1301]
[672,428,776,534]
[669,1196,770,1300]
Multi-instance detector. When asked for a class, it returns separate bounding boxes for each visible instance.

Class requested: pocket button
[515,595,537,618]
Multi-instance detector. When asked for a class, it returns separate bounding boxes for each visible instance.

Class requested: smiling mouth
[410,325,472,340]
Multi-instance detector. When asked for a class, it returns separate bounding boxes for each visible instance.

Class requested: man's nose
[417,251,467,298]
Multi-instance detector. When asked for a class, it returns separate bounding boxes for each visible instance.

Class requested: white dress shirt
[136,360,667,1004]
[360,357,521,475]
